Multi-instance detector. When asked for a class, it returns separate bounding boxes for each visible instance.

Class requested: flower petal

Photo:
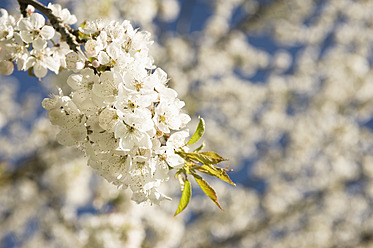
[40,25,55,40]
[30,13,45,29]
[20,30,34,43]
[44,56,59,74]
[33,61,47,78]
[32,37,46,50]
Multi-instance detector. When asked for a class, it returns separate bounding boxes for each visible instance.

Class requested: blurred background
[2,0,373,247]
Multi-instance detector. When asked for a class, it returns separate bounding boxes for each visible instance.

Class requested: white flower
[79,19,106,35]
[153,99,191,133]
[92,70,121,103]
[38,18,193,205]
[114,121,151,151]
[105,20,126,43]
[0,34,30,71]
[44,93,83,128]
[18,13,55,49]
[98,107,119,131]
[155,130,189,169]
[51,42,70,68]
[0,9,15,41]
[131,31,153,52]
[65,51,85,72]
[122,107,155,134]
[90,154,130,186]
[25,48,60,78]
[56,126,87,146]
[151,68,178,99]
[115,82,156,111]
[98,42,132,66]
[48,3,77,25]
[88,128,119,152]
[67,68,100,104]
[167,130,189,150]
[84,31,107,57]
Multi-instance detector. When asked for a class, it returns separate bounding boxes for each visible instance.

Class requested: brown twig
[17,0,79,52]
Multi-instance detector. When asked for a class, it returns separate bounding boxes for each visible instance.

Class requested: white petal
[30,13,45,29]
[71,90,89,104]
[48,108,67,126]
[17,18,32,31]
[32,37,46,50]
[56,129,76,146]
[98,51,110,65]
[92,83,113,98]
[166,152,184,168]
[0,61,14,75]
[20,30,34,43]
[67,74,83,89]
[114,121,126,139]
[139,132,152,149]
[180,113,191,126]
[120,134,136,151]
[69,126,87,142]
[41,97,58,110]
[44,56,59,74]
[33,61,47,78]
[99,108,119,131]
[106,43,122,60]
[40,25,55,40]
[23,56,35,71]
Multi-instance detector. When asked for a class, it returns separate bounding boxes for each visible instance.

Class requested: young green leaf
[177,151,227,165]
[174,179,192,216]
[193,164,236,186]
[193,141,205,153]
[186,117,205,145]
[193,173,223,210]
[199,151,227,164]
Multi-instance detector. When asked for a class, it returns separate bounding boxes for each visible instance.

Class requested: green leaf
[77,30,92,40]
[193,164,236,186]
[174,179,192,216]
[193,173,223,210]
[177,151,227,165]
[199,151,227,163]
[186,117,205,145]
[193,141,205,152]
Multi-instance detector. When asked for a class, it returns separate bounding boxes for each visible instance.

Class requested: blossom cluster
[1,5,191,204]
[0,4,76,77]
[42,19,191,204]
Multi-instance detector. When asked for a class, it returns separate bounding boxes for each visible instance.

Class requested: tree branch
[17,0,79,52]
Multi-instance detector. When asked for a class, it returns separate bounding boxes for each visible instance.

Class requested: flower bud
[92,60,100,68]
[0,61,14,75]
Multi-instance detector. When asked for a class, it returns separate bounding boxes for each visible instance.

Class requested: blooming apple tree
[0,0,234,214]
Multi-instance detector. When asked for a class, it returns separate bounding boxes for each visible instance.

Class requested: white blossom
[48,3,77,25]
[18,12,55,49]
[38,18,191,204]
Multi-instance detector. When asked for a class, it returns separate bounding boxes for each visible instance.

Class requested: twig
[17,0,79,52]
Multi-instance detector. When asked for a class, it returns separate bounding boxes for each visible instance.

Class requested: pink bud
[92,60,100,68]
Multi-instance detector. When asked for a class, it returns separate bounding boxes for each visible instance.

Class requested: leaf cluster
[174,117,235,216]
